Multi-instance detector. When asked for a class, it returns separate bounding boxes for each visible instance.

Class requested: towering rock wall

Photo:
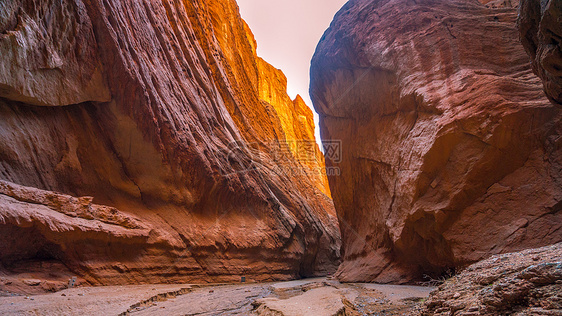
[519,0,562,106]
[0,0,340,284]
[310,0,562,283]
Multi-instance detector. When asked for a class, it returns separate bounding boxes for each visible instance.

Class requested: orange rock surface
[0,0,340,285]
[310,0,562,283]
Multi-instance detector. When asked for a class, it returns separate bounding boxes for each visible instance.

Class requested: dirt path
[0,278,434,315]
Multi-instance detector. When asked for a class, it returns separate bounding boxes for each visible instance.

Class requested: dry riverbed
[0,278,434,315]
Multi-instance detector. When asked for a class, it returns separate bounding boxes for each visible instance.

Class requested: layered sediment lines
[519,0,562,106]
[310,0,562,283]
[0,0,340,284]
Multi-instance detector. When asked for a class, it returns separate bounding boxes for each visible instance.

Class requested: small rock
[453,292,461,299]
[61,293,66,296]
[22,279,42,286]
[430,179,439,188]
[467,305,479,312]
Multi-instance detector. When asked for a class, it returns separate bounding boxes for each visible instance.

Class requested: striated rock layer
[310,0,562,283]
[0,0,340,284]
[519,0,562,106]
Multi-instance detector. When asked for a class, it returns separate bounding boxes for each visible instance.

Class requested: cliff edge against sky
[0,0,340,285]
[311,0,562,283]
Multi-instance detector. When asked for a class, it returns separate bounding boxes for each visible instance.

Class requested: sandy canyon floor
[0,278,434,315]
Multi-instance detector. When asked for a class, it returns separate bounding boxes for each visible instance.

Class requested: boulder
[310,0,562,283]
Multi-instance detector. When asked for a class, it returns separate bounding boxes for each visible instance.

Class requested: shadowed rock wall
[311,0,562,283]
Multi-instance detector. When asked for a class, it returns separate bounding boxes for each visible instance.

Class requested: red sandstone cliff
[519,0,562,107]
[0,0,340,285]
[310,0,562,283]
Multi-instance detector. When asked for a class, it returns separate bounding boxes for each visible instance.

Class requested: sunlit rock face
[0,0,340,284]
[0,0,111,106]
[479,0,518,8]
[310,0,562,283]
[519,0,562,107]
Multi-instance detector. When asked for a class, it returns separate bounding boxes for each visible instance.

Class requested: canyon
[1,0,562,314]
[310,0,562,283]
[0,0,339,286]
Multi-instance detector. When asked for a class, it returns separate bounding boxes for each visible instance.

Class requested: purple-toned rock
[519,0,562,106]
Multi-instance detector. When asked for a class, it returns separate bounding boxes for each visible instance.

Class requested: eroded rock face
[421,243,562,315]
[310,0,562,283]
[519,0,562,106]
[0,0,340,284]
[0,0,110,105]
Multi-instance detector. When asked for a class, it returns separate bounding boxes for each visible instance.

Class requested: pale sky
[237,0,348,142]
